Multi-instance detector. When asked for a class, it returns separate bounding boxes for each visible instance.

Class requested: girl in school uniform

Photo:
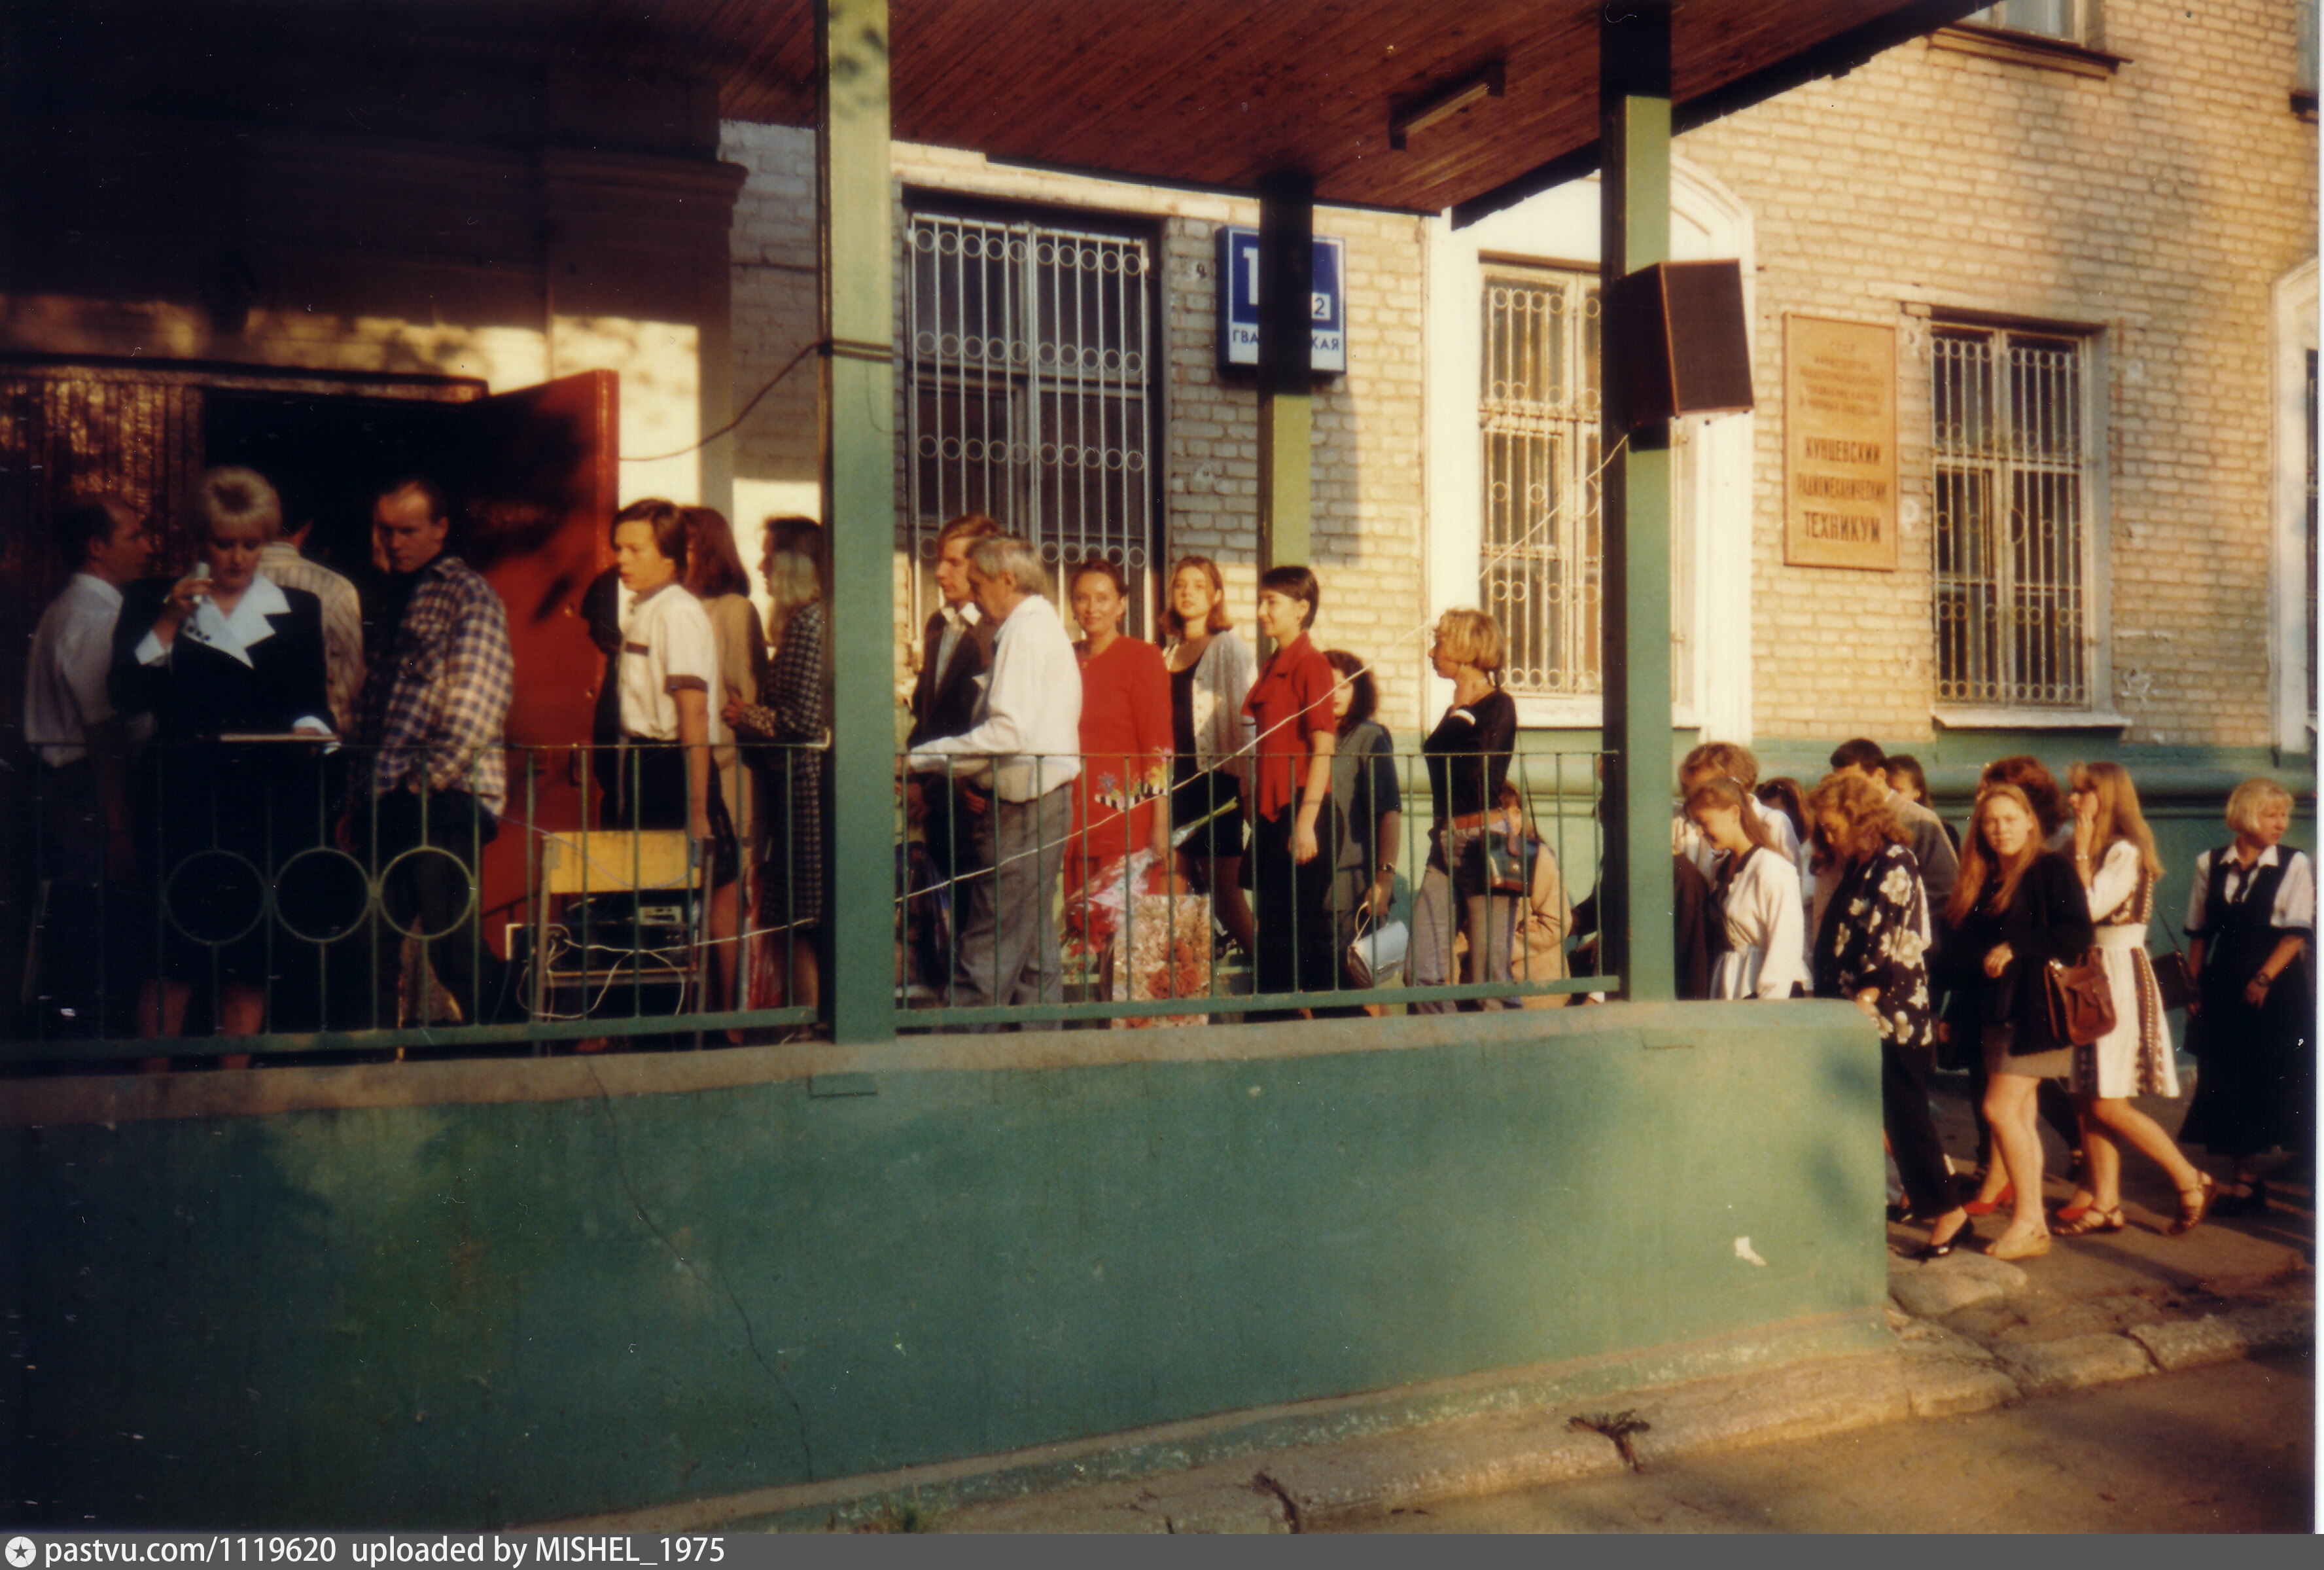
[2179,777,2315,1218]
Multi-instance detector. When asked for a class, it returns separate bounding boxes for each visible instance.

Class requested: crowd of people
[896,523,1572,1029]
[19,489,2317,1247]
[1671,737,2314,1259]
[20,469,838,1052]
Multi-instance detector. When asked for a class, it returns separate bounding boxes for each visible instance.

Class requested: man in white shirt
[906,535,1082,1021]
[609,500,728,852]
[22,492,154,1031]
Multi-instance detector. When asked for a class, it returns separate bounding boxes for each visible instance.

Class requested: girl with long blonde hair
[2049,762,2209,1236]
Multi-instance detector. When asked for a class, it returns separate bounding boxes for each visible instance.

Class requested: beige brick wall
[726,0,2315,751]
[719,125,1431,730]
[1680,0,2318,745]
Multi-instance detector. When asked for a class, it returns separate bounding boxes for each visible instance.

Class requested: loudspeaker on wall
[1604,259,1754,431]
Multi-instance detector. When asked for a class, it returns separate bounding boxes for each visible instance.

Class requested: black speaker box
[1605,259,1754,431]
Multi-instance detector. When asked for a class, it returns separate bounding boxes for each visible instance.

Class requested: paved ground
[1333,1349,2313,1533]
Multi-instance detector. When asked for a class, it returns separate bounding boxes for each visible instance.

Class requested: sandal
[1986,1227,2051,1261]
[2166,1174,2215,1236]
[2055,1194,2098,1224]
[1912,1210,1976,1260]
[2054,1205,2125,1238]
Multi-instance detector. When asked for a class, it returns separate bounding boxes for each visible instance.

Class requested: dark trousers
[912,770,987,931]
[349,789,516,1027]
[1883,1037,1956,1219]
[1250,810,1337,1017]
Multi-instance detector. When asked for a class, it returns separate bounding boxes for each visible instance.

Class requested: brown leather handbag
[2043,950,2118,1046]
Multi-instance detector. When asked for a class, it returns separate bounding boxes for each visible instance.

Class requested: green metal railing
[898,745,1612,1030]
[7,738,1615,1066]
[8,741,821,1065]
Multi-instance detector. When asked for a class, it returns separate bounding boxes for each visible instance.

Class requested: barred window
[1932,325,2095,710]
[1481,265,1602,698]
[905,209,1158,633]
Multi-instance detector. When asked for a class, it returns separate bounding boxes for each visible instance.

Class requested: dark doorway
[202,391,468,591]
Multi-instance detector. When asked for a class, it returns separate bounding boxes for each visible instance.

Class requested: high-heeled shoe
[1912,1211,1976,1260]
[2054,1194,2098,1224]
[1986,1226,2051,1261]
[1963,1183,2015,1217]
[2054,1205,2125,1238]
[2167,1174,2217,1236]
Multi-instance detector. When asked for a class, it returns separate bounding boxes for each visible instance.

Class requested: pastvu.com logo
[7,1536,37,1569]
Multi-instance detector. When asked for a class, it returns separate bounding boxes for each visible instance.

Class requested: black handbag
[2147,910,2193,1013]
[2042,950,2118,1046]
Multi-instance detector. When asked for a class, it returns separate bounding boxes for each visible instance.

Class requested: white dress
[1710,846,1809,1001]
[2070,840,2176,1099]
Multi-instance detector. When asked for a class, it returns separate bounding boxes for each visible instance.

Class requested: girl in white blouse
[1685,776,1808,1001]
[2052,762,2211,1237]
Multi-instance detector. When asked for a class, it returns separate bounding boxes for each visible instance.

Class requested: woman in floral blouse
[1806,772,1969,1260]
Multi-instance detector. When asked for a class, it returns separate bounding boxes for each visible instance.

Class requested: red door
[455,370,618,947]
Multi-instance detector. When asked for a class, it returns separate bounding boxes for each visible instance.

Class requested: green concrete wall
[5,1003,1886,1528]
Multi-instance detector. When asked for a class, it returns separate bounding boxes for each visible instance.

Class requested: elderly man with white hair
[905,535,1082,1023]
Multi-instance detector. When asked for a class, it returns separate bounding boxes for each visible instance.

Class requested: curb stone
[1994,1332,2158,1397]
[930,1295,2306,1532]
[1258,1412,1619,1528]
[2128,1301,2315,1373]
[1619,1355,1913,1469]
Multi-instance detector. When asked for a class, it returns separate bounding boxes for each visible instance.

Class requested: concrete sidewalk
[922,1070,2313,1533]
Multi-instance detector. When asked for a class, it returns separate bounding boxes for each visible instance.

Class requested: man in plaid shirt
[344,476,520,1027]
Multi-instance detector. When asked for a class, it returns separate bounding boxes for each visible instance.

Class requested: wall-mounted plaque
[1784,315,1897,570]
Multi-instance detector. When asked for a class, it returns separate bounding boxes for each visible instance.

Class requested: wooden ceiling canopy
[22,1,1985,219]
[556,0,1988,217]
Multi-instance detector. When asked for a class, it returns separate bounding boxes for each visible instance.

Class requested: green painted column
[1257,171,1314,574]
[819,0,896,1044]
[1599,2,1676,1002]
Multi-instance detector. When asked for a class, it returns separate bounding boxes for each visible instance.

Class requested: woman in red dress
[1063,558,1174,936]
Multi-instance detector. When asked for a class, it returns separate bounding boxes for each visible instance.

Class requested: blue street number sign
[1217,227,1347,374]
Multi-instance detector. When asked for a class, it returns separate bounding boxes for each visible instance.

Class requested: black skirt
[1169,758,1248,860]
[613,740,738,886]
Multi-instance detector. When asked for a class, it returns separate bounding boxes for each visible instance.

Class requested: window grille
[905,211,1157,634]
[1965,0,2088,42]
[1932,326,2093,710]
[1481,266,1602,697]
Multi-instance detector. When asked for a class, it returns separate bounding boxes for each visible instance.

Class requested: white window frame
[1963,0,2094,44]
[2271,259,2319,753]
[1927,317,2124,729]
[1477,262,1604,703]
[1424,156,1756,739]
